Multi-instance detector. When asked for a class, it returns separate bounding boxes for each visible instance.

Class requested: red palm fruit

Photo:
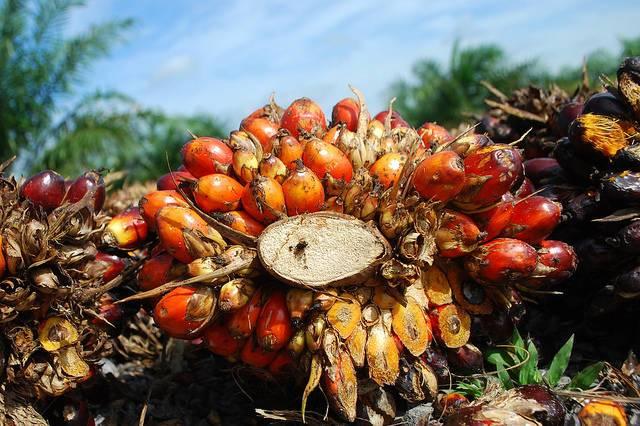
[436,210,486,258]
[447,134,493,158]
[281,98,327,139]
[418,122,453,147]
[156,206,226,263]
[369,153,407,189]
[240,337,278,368]
[524,240,578,288]
[91,252,126,283]
[66,171,106,211]
[181,137,233,178]
[93,293,124,327]
[323,124,342,144]
[256,289,293,352]
[472,192,514,228]
[302,138,353,183]
[139,190,189,230]
[156,169,195,195]
[212,210,265,237]
[20,170,66,210]
[153,285,215,339]
[138,253,187,291]
[282,160,324,216]
[103,207,149,249]
[193,174,243,213]
[226,288,263,338]
[259,153,288,184]
[273,131,303,169]
[240,117,278,152]
[331,97,360,131]
[413,151,466,202]
[514,177,535,199]
[268,350,295,375]
[0,236,6,279]
[203,323,243,357]
[374,110,410,129]
[480,199,514,242]
[240,176,287,224]
[500,196,562,244]
[454,145,523,211]
[464,238,537,284]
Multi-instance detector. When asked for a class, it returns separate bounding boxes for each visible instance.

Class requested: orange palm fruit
[272,130,304,169]
[413,151,465,203]
[240,337,278,368]
[218,278,256,311]
[429,304,471,348]
[369,153,407,189]
[211,210,265,237]
[240,176,286,224]
[138,252,187,292]
[153,286,215,339]
[391,297,431,356]
[203,322,244,358]
[139,190,189,230]
[193,174,244,213]
[259,153,288,184]
[256,289,293,352]
[226,288,264,338]
[302,139,353,183]
[326,294,362,339]
[240,116,278,152]
[103,207,149,249]
[281,97,327,139]
[181,137,232,178]
[282,160,325,216]
[156,206,226,263]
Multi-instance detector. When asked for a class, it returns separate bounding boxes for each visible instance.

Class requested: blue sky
[67,0,640,128]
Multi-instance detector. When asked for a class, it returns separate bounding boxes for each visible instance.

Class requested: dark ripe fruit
[574,238,630,274]
[139,190,189,230]
[523,158,564,186]
[553,137,600,182]
[240,117,278,152]
[612,144,640,170]
[513,177,535,199]
[608,220,640,254]
[421,347,450,385]
[48,395,93,426]
[282,160,324,216]
[369,153,407,189]
[331,97,360,131]
[302,139,353,183]
[569,114,629,158]
[552,101,583,137]
[418,122,453,147]
[272,131,303,169]
[601,171,640,204]
[448,134,493,158]
[193,174,244,213]
[203,323,244,357]
[429,304,471,348]
[67,171,106,211]
[20,170,66,210]
[91,252,126,283]
[280,97,327,138]
[465,238,537,284]
[103,207,149,249]
[413,151,466,203]
[240,176,287,224]
[436,210,486,258]
[446,343,484,374]
[138,253,186,292]
[613,265,640,298]
[153,285,215,339]
[156,205,225,263]
[240,337,277,368]
[259,153,288,184]
[500,196,561,244]
[211,210,265,237]
[256,289,293,351]
[226,288,263,338]
[373,110,410,129]
[454,145,523,211]
[472,310,514,343]
[513,385,566,426]
[578,401,628,426]
[583,91,629,119]
[618,56,640,120]
[156,169,195,194]
[268,350,295,376]
[181,137,233,178]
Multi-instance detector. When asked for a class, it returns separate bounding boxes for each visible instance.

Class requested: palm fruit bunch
[0,160,138,423]
[107,87,575,422]
[481,57,640,363]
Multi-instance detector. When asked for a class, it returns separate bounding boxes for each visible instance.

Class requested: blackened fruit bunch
[0,162,133,423]
[107,87,574,422]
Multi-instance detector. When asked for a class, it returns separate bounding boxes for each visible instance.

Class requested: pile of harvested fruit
[0,161,137,424]
[103,83,580,423]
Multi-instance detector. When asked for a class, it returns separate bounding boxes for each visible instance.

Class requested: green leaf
[568,362,604,390]
[519,339,542,385]
[495,359,513,389]
[485,348,513,389]
[511,328,527,364]
[546,335,574,387]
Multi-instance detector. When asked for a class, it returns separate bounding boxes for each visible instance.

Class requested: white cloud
[150,55,194,83]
